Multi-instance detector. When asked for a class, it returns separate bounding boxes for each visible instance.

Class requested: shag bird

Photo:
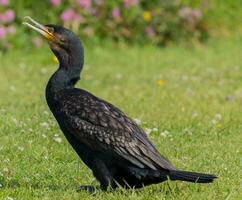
[23,17,216,193]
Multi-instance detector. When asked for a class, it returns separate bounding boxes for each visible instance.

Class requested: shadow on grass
[1,176,186,198]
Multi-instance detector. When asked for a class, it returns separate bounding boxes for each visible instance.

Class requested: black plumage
[23,17,217,192]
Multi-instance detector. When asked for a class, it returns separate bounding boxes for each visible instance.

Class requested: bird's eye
[47,27,54,34]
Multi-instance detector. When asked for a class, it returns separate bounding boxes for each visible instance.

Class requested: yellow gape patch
[52,56,59,64]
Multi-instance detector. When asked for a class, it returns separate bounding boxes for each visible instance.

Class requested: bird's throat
[45,65,80,107]
[46,39,84,106]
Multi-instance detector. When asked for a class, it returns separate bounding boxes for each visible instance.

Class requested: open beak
[23,16,54,41]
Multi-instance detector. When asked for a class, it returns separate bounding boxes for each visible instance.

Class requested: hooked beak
[22,16,54,41]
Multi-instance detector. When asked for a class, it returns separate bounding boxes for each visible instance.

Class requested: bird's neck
[46,47,84,105]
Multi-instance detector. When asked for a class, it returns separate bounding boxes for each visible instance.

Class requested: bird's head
[23,16,84,68]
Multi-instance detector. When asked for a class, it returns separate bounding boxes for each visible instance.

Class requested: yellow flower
[157,79,164,88]
[52,55,59,64]
[143,11,152,22]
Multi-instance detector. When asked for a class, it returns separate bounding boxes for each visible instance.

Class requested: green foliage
[1,0,209,51]
[1,0,242,52]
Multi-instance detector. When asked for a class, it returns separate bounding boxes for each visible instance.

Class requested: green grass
[0,36,242,200]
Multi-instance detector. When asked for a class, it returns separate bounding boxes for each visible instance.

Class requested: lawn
[0,36,241,200]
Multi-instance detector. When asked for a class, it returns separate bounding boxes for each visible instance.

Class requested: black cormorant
[23,17,216,193]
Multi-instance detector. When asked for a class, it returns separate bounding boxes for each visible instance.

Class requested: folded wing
[58,89,176,171]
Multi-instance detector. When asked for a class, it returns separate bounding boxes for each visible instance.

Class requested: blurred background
[0,0,241,50]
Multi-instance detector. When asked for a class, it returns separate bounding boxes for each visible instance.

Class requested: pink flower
[0,0,9,6]
[123,0,138,8]
[6,25,16,35]
[145,26,155,37]
[178,7,202,31]
[1,9,15,23]
[0,26,6,39]
[60,8,75,21]
[95,0,104,6]
[76,0,92,9]
[179,7,201,19]
[192,9,201,18]
[91,8,98,16]
[83,26,94,36]
[50,0,61,7]
[111,7,120,19]
[178,7,192,19]
[73,13,85,23]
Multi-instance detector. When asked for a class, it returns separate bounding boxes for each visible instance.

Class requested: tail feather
[169,170,217,183]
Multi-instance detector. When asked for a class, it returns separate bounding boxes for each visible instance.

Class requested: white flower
[192,112,198,118]
[12,118,18,126]
[17,146,24,152]
[152,128,158,132]
[26,118,31,122]
[10,86,16,92]
[113,85,120,90]
[40,122,50,130]
[215,113,222,121]
[144,128,152,135]
[43,111,49,115]
[160,130,170,137]
[133,118,141,125]
[53,136,62,143]
[183,128,192,136]
[24,177,30,183]
[212,113,222,125]
[181,75,188,81]
[19,62,27,69]
[115,73,122,80]
[3,168,9,172]
[6,197,14,200]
